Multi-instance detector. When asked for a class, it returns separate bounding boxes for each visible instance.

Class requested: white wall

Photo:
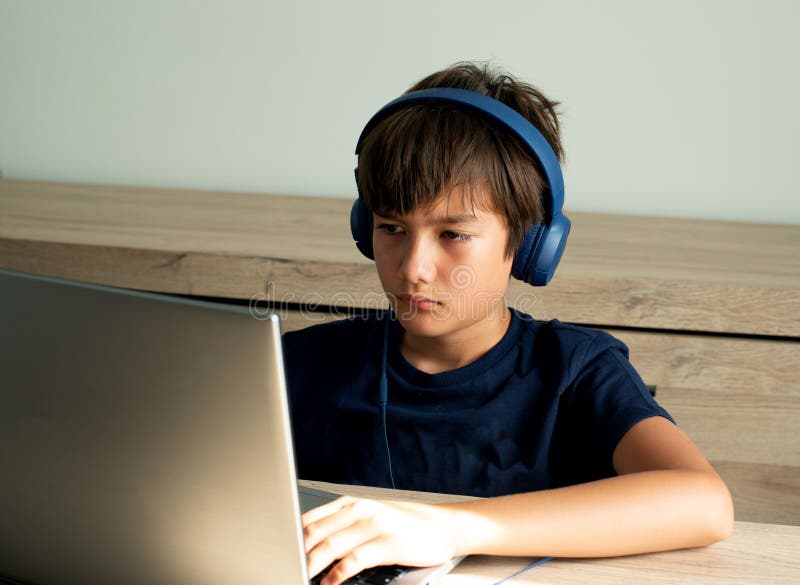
[1,0,797,224]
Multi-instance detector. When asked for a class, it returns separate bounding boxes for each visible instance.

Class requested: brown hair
[357,61,565,259]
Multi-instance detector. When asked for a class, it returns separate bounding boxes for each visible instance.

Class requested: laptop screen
[0,269,309,585]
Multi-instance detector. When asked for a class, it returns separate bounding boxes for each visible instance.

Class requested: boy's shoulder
[281,312,386,388]
[281,311,385,359]
[515,308,624,348]
[282,311,382,342]
[512,309,631,372]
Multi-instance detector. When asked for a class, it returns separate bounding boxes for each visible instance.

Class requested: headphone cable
[379,313,396,489]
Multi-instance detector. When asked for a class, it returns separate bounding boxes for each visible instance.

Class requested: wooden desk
[301,480,800,584]
[2,179,798,526]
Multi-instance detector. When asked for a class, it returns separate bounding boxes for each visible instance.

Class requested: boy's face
[372,185,514,339]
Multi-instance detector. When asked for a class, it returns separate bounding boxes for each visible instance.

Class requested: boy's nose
[399,236,437,284]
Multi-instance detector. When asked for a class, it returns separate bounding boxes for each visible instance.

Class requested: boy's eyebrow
[377,212,480,224]
[437,213,480,224]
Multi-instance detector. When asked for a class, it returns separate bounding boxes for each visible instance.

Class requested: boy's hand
[302,495,461,585]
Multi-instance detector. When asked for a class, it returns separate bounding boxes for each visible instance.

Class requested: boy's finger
[301,495,354,526]
[303,501,371,552]
[321,536,389,585]
[306,519,379,580]
[303,498,384,552]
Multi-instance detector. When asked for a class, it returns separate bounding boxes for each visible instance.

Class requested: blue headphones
[350,87,571,286]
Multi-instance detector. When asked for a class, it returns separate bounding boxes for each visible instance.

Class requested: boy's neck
[399,306,512,375]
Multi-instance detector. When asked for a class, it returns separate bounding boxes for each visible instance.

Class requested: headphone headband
[355,87,564,219]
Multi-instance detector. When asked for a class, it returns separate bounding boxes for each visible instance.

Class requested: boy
[282,62,733,585]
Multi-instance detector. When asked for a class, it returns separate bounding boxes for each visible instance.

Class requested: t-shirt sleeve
[553,331,676,485]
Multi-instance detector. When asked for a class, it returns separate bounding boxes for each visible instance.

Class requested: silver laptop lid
[0,268,308,585]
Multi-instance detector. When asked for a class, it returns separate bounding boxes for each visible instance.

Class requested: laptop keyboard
[310,564,409,585]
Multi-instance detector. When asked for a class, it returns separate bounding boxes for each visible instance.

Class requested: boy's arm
[303,416,734,585]
[445,415,734,557]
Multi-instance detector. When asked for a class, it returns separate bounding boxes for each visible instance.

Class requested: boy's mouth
[396,293,441,310]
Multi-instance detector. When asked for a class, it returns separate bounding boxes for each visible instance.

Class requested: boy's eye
[376,223,403,234]
[443,230,472,241]
[375,224,471,241]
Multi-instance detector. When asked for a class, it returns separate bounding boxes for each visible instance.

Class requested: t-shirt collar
[386,307,524,388]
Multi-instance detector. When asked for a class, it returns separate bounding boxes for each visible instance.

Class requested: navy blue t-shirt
[282,308,675,498]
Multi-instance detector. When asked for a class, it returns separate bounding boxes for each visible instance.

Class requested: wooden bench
[1,178,797,525]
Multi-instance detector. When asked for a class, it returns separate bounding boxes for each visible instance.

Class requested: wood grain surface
[300,481,800,585]
[2,179,798,336]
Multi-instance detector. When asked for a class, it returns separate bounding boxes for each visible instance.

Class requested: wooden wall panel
[3,179,799,336]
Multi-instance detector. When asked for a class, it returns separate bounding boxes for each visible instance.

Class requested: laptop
[0,268,460,585]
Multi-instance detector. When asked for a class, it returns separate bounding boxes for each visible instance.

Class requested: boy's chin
[393,310,460,338]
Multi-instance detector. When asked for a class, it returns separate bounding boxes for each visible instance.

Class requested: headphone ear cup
[529,213,570,286]
[512,212,571,286]
[350,198,375,260]
[511,224,542,283]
